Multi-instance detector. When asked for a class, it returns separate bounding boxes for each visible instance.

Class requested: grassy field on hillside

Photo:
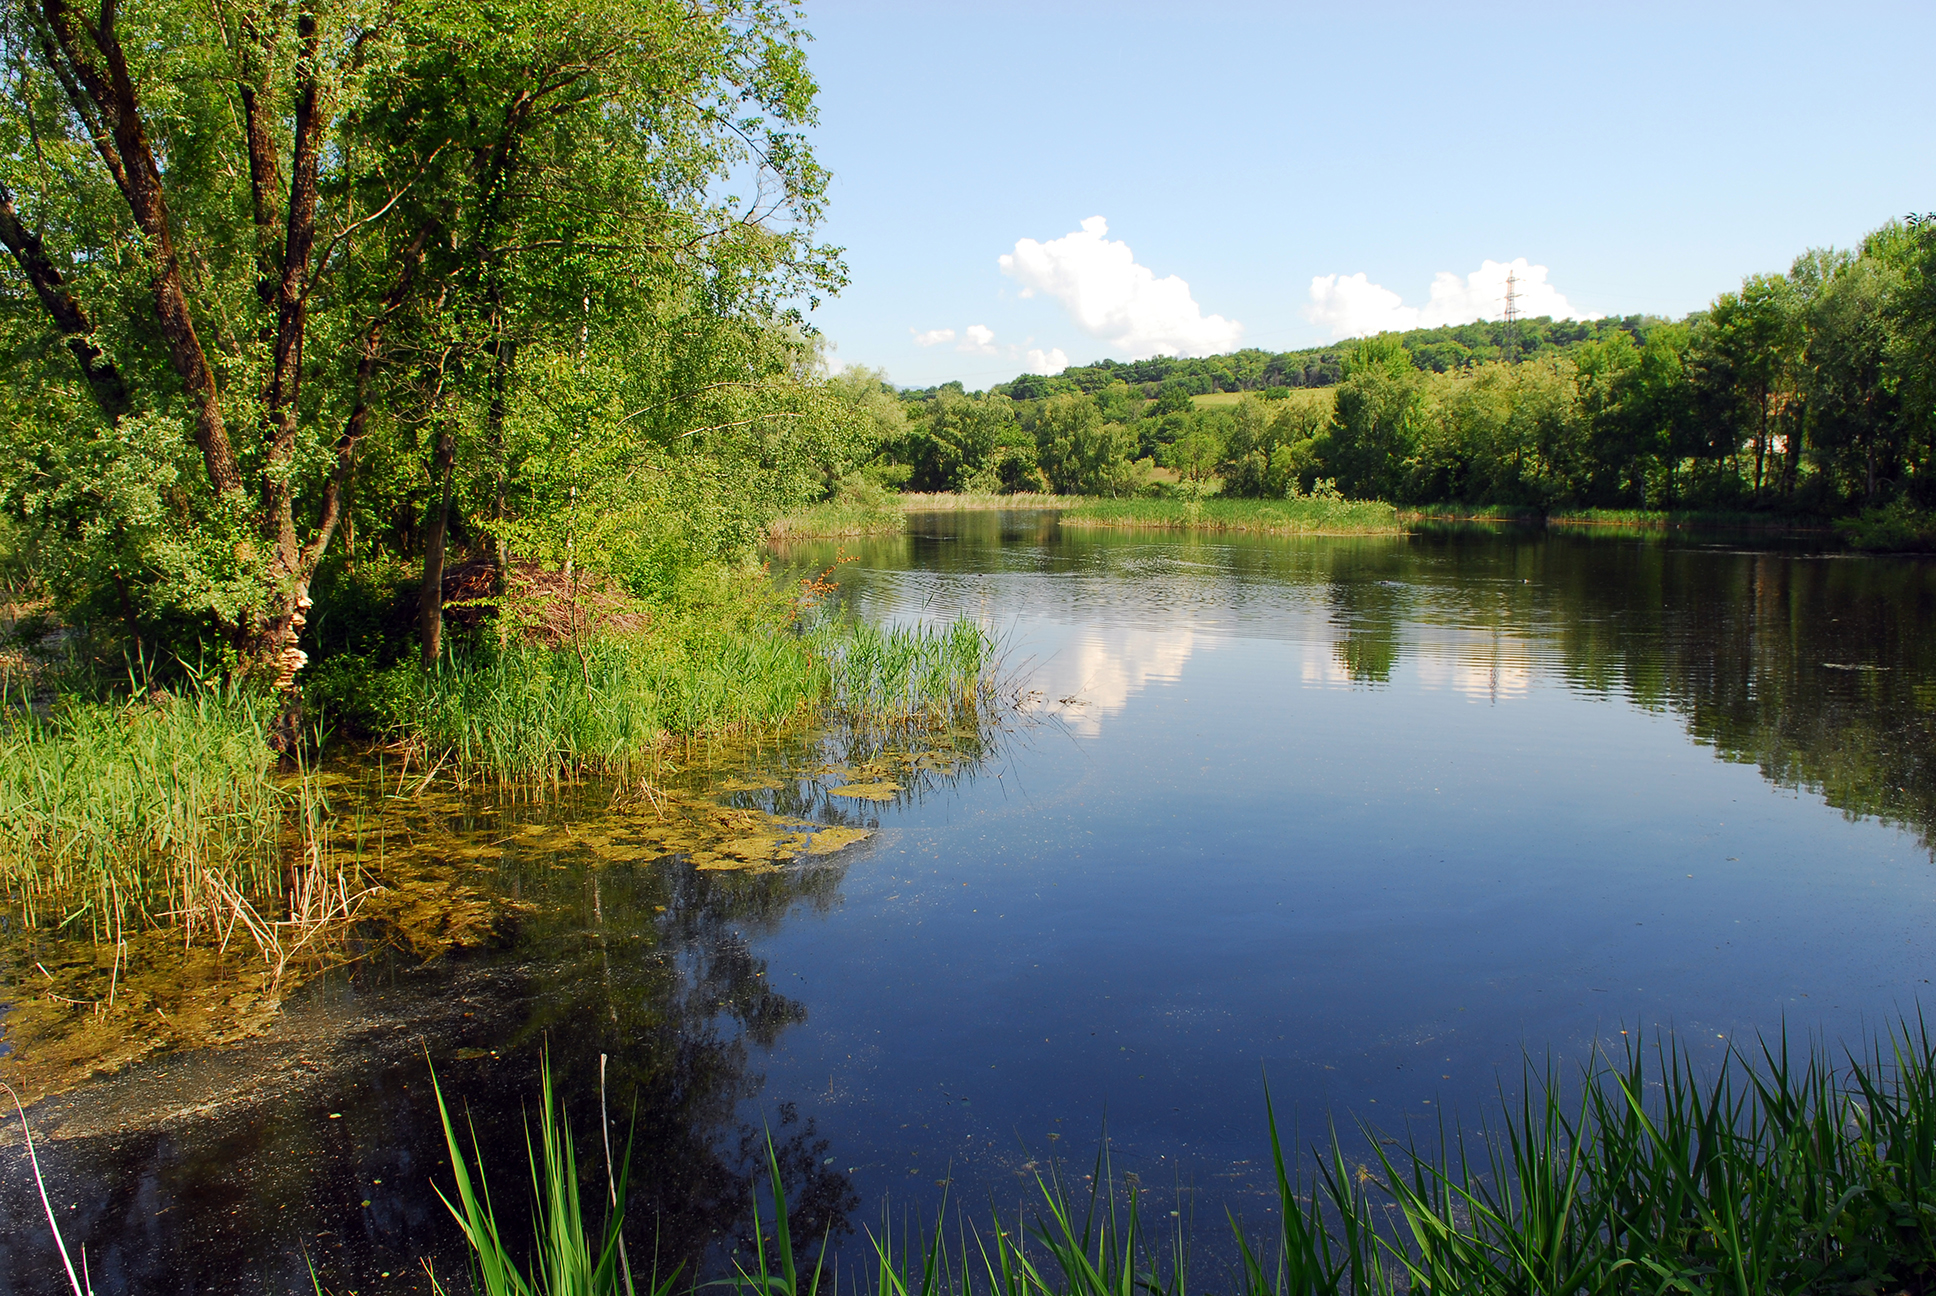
[1188,387,1335,411]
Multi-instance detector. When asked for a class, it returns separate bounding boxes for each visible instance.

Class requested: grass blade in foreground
[424,1019,1936,1295]
[427,1051,678,1296]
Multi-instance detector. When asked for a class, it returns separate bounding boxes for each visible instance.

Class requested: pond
[4,511,1935,1293]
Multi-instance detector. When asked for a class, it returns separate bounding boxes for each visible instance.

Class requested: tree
[0,0,841,703]
[1804,233,1908,504]
[1706,275,1802,500]
[1327,336,1423,500]
[1035,393,1136,495]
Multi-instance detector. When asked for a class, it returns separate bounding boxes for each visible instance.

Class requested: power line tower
[1501,268,1522,364]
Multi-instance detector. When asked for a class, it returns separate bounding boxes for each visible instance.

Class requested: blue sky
[795,1,1936,390]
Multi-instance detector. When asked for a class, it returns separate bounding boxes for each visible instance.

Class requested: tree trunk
[1752,390,1768,501]
[38,0,240,498]
[0,180,131,422]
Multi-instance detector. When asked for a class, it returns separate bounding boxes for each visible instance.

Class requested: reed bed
[382,615,996,782]
[898,492,1086,511]
[815,617,997,727]
[1061,498,1402,537]
[0,685,286,933]
[417,1020,1936,1296]
[1256,1020,1936,1294]
[768,484,908,538]
[384,631,830,782]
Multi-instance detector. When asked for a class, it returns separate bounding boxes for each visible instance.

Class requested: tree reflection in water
[0,719,1001,1295]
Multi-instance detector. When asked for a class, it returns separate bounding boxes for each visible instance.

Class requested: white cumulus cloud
[1026,347,1070,375]
[1305,258,1597,340]
[1000,216,1242,359]
[911,327,955,347]
[958,324,997,355]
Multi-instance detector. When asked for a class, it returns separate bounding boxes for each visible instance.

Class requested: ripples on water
[4,512,1934,1293]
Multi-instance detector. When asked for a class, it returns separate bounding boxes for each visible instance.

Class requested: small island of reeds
[1060,496,1403,536]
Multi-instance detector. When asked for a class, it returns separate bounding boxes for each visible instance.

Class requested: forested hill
[910,315,1663,402]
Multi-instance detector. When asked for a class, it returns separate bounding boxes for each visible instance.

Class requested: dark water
[6,514,1936,1293]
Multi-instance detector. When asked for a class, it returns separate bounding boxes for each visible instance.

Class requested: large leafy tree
[1326,335,1423,500]
[0,0,840,705]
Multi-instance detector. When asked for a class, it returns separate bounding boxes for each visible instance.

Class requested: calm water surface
[5,514,1935,1293]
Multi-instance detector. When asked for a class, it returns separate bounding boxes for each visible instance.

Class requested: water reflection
[752,514,1936,1263]
[787,515,1936,851]
[1023,627,1208,734]
[10,519,1936,1294]
[0,724,1001,1295]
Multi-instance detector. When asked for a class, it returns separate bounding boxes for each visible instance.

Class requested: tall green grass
[429,1053,678,1296]
[1546,506,1829,532]
[1403,504,1833,533]
[429,1020,1936,1296]
[380,631,831,781]
[380,616,996,781]
[768,482,908,538]
[898,492,1088,511]
[0,684,284,929]
[818,618,997,727]
[1061,498,1401,537]
[1263,1019,1936,1294]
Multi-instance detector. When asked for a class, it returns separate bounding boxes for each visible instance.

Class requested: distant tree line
[860,218,1936,520]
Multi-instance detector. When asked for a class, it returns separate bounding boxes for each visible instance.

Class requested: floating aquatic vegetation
[827,783,901,801]
[0,722,993,1104]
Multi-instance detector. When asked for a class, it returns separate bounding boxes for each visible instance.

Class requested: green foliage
[1327,338,1424,500]
[894,390,1032,493]
[1837,499,1936,551]
[1221,396,1332,499]
[0,0,854,682]
[1034,395,1140,496]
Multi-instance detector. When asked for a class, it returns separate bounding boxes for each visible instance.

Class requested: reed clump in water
[424,1020,1936,1296]
[1061,497,1402,537]
[817,617,997,729]
[380,629,833,783]
[379,616,997,784]
[0,684,286,932]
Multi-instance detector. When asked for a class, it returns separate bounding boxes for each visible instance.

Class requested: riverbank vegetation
[855,216,1936,546]
[353,608,994,784]
[0,0,999,947]
[1062,496,1401,536]
[0,682,284,930]
[402,1019,1936,1296]
[766,480,908,539]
